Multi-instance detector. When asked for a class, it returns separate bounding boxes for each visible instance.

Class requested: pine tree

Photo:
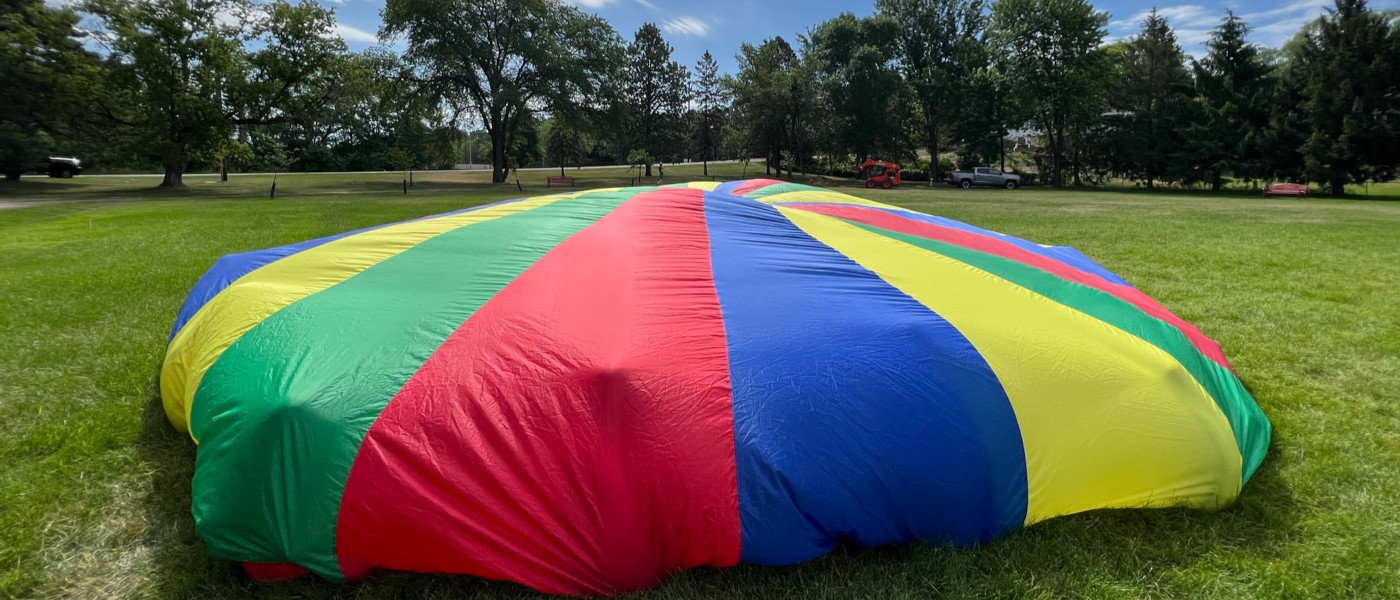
[623,23,691,177]
[692,50,727,176]
[1296,0,1400,194]
[1117,9,1193,189]
[1184,12,1274,191]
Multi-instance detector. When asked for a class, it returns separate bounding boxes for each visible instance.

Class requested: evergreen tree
[691,50,727,176]
[623,23,691,177]
[1117,9,1193,189]
[1296,0,1400,194]
[1183,12,1274,190]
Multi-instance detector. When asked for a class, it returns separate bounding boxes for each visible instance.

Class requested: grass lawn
[2,170,1399,599]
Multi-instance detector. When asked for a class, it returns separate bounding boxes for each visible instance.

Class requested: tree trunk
[1211,173,1222,192]
[703,157,708,177]
[929,120,939,182]
[160,162,186,188]
[645,162,652,177]
[4,171,20,181]
[1000,132,1006,173]
[1331,178,1346,195]
[1051,126,1065,188]
[220,156,229,182]
[490,128,507,183]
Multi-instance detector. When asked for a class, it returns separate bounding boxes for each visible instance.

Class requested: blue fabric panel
[703,191,1028,565]
[713,180,747,195]
[168,198,526,341]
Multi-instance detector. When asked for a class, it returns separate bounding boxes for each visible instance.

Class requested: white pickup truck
[947,167,1020,189]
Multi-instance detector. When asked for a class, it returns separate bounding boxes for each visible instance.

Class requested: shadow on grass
[136,372,1296,599]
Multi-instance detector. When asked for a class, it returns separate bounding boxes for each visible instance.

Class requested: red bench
[1263,182,1308,197]
[547,175,575,188]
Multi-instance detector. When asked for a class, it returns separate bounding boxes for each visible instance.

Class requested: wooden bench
[546,175,575,188]
[1263,182,1308,197]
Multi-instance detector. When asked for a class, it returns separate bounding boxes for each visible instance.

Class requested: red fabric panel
[241,562,308,580]
[730,178,787,195]
[795,203,1233,370]
[334,188,740,595]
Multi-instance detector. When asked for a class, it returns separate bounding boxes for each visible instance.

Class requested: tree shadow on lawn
[136,376,1297,599]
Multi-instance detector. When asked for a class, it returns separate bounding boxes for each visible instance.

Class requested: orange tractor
[859,159,902,189]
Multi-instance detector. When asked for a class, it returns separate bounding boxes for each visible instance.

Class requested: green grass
[0,161,773,202]
[2,171,1400,599]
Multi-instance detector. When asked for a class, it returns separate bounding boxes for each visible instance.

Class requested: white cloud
[1239,0,1329,22]
[1110,4,1223,30]
[1175,27,1213,45]
[662,16,709,36]
[333,23,379,43]
[567,0,656,10]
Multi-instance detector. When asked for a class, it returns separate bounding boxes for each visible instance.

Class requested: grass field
[2,169,1399,599]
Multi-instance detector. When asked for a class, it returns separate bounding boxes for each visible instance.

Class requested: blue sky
[326,0,1397,72]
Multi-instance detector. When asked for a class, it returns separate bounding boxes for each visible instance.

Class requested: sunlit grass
[1,177,1398,598]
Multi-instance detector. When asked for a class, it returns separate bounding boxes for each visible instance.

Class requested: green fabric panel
[844,219,1271,485]
[187,190,635,578]
[743,182,821,199]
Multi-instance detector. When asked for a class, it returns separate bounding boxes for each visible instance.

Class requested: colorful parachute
[162,179,1270,595]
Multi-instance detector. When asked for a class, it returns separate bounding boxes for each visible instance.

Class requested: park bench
[547,175,575,188]
[1263,182,1308,197]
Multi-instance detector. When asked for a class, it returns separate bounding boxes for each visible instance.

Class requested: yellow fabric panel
[160,196,569,437]
[756,189,900,209]
[678,181,722,191]
[779,207,1242,523]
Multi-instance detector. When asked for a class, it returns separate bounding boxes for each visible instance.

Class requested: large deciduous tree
[727,37,814,177]
[622,23,690,177]
[0,0,101,180]
[877,0,987,180]
[382,0,623,183]
[806,12,912,164]
[990,0,1107,187]
[1295,0,1400,194]
[88,0,349,187]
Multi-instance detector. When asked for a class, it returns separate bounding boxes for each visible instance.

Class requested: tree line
[3,0,1398,193]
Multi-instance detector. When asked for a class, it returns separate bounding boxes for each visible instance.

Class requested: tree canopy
[381,0,623,182]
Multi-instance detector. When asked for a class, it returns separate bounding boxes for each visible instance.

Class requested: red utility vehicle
[859,159,902,189]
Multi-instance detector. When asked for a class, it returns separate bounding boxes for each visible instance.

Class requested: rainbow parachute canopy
[162,179,1270,595]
